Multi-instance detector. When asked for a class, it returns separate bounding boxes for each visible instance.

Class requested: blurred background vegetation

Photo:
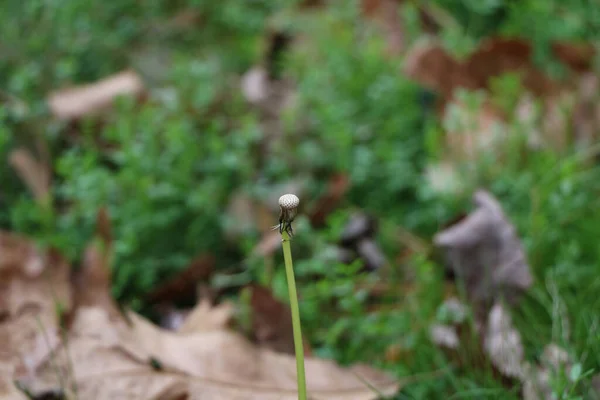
[2,0,600,398]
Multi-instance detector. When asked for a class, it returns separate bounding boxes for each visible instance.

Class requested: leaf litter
[429,189,600,398]
[0,217,399,399]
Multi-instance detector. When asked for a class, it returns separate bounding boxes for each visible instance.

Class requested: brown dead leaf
[0,231,44,277]
[120,310,397,399]
[0,232,72,385]
[53,305,392,400]
[72,208,121,322]
[146,254,214,304]
[407,38,598,162]
[47,70,144,120]
[73,241,119,319]
[404,37,594,100]
[434,190,533,307]
[10,259,398,400]
[24,306,189,400]
[8,148,51,205]
[178,298,234,334]
[249,285,306,356]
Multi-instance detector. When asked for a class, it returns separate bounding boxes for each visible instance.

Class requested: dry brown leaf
[73,242,120,319]
[249,285,301,355]
[407,38,598,164]
[146,254,214,304]
[47,70,144,120]
[404,37,593,100]
[24,306,189,400]
[0,232,72,388]
[8,148,51,204]
[0,231,44,276]
[178,298,234,334]
[9,268,398,400]
[0,362,27,400]
[434,190,533,306]
[72,208,121,322]
[38,308,398,400]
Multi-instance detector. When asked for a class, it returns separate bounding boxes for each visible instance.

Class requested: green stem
[281,230,307,400]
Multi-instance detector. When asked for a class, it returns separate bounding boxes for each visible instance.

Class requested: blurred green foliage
[2,0,600,398]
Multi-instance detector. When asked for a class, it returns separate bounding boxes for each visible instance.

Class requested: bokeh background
[2,1,600,398]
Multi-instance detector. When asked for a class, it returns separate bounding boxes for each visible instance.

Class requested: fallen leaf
[3,230,398,399]
[47,70,144,120]
[125,310,399,399]
[434,190,533,306]
[0,232,72,386]
[55,305,397,400]
[71,208,122,323]
[406,38,598,164]
[8,148,52,205]
[73,240,119,319]
[404,37,593,100]
[249,285,299,355]
[25,306,189,400]
[146,254,214,304]
[178,298,234,334]
[0,231,44,276]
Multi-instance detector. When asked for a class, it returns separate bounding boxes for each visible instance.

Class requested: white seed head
[278,193,299,210]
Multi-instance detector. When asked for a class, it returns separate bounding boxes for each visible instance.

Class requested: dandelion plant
[277,193,307,400]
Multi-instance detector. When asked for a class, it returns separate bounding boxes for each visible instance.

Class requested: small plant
[277,193,307,400]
